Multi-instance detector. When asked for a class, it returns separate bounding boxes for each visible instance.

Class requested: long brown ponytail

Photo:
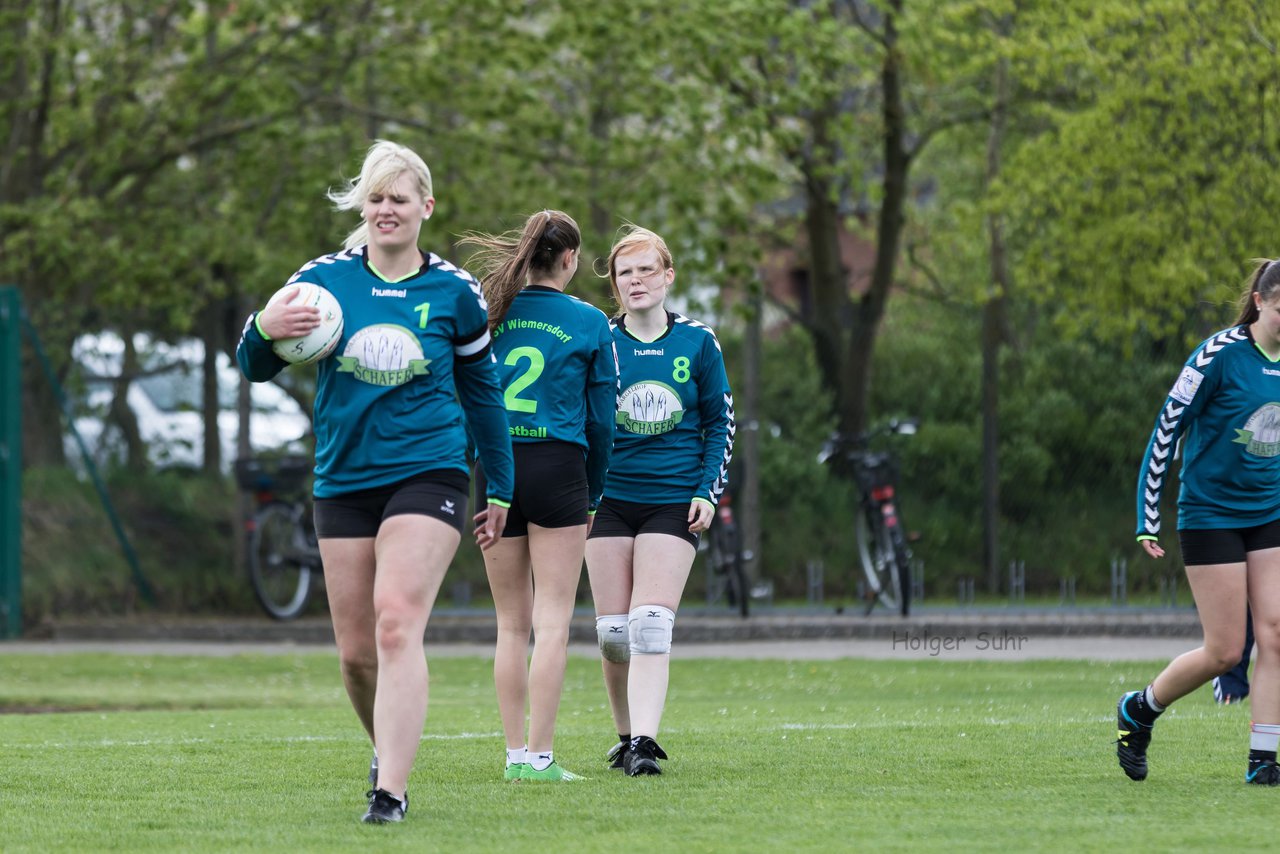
[459,210,582,331]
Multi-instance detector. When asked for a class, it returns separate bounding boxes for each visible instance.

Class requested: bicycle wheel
[247,502,314,620]
[886,520,912,617]
[855,502,902,615]
[721,522,749,618]
[705,520,748,617]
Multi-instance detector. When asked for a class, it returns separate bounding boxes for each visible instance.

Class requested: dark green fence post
[0,287,22,638]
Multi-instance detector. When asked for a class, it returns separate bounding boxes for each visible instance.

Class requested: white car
[64,333,310,472]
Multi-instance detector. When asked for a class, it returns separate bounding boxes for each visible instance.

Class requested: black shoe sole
[625,760,662,776]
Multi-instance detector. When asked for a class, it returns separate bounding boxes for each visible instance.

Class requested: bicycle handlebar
[817,418,918,464]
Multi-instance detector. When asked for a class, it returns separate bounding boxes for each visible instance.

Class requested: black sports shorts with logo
[587,497,700,549]
[313,469,470,538]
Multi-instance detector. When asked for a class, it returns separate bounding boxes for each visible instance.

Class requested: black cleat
[1116,692,1153,781]
[1247,757,1280,785]
[623,736,668,777]
[362,789,407,824]
[606,740,629,770]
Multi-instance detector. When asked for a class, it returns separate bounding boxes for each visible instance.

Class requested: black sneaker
[362,789,407,824]
[623,736,668,777]
[368,751,378,787]
[1246,757,1280,785]
[606,740,629,770]
[1116,692,1153,781]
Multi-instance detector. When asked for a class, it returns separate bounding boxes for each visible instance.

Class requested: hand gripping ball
[265,282,344,365]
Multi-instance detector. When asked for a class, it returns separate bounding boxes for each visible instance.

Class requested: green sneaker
[504,763,528,781]
[520,761,583,782]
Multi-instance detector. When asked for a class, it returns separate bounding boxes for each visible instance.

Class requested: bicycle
[704,493,750,617]
[234,454,322,621]
[819,418,917,617]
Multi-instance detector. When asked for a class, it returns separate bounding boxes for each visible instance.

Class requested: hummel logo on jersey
[635,348,664,356]
[441,499,456,515]
[372,286,408,298]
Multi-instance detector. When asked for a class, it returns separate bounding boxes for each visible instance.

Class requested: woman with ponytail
[1118,258,1280,786]
[460,211,618,781]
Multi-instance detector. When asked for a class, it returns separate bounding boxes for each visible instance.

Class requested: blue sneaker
[1116,692,1153,781]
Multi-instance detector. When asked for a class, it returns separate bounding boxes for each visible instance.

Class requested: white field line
[2,731,503,750]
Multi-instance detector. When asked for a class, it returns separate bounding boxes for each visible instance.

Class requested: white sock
[1251,723,1280,753]
[1144,685,1165,712]
[506,746,527,767]
[529,750,554,771]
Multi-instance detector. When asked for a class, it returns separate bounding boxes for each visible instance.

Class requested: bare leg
[320,537,378,740]
[1152,562,1247,705]
[369,515,459,800]
[1247,547,1280,724]
[526,523,587,752]
[627,533,697,738]
[586,536,635,736]
[483,536,532,751]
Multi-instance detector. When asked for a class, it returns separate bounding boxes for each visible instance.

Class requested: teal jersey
[491,285,618,508]
[236,246,514,502]
[603,311,735,506]
[1136,325,1280,536]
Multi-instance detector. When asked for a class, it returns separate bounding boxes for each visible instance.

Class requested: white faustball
[265,282,344,365]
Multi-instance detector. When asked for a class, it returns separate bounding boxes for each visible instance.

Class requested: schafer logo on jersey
[616,381,684,435]
[1232,403,1280,456]
[335,324,432,386]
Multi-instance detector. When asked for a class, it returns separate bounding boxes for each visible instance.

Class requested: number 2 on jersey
[504,346,545,413]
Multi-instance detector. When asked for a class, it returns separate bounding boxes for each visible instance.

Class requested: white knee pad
[596,614,630,663]
[629,605,675,655]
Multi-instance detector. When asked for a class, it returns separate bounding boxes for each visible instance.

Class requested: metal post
[1060,575,1076,606]
[1110,556,1127,606]
[1008,559,1026,605]
[806,560,823,605]
[0,287,22,638]
[910,559,924,605]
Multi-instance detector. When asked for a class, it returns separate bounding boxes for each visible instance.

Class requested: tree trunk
[982,52,1011,593]
[802,117,849,422]
[201,301,222,475]
[111,332,146,473]
[740,282,763,587]
[840,1,909,438]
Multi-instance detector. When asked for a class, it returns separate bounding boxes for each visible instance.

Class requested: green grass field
[0,651,1272,852]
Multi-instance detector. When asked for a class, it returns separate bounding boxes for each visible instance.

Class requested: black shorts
[313,469,470,538]
[474,441,589,537]
[1179,518,1280,566]
[587,497,700,549]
